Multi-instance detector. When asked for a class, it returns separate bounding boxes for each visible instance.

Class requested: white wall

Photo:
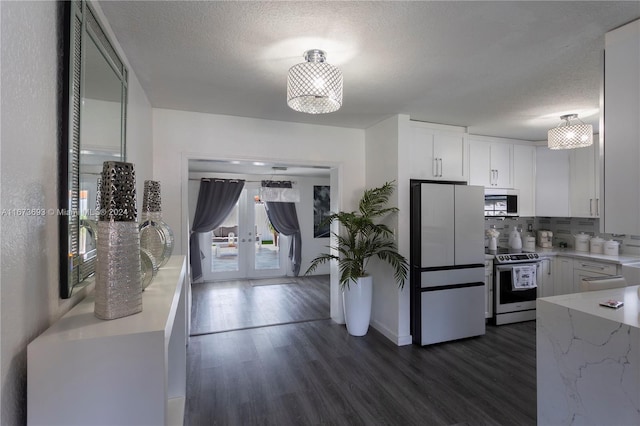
[187,173,331,276]
[82,98,122,152]
[0,2,153,424]
[152,108,365,322]
[365,115,412,345]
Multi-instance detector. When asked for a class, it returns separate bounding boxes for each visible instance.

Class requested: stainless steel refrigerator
[410,180,486,345]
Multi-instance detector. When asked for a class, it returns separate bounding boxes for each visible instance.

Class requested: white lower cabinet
[28,256,188,426]
[553,256,575,296]
[485,259,493,319]
[537,257,554,297]
[550,256,621,296]
[572,259,619,293]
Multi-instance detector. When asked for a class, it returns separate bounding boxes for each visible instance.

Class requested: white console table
[28,255,187,426]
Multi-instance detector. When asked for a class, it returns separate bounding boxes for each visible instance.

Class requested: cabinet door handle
[438,158,443,177]
[596,198,599,216]
[433,158,438,177]
[589,198,593,216]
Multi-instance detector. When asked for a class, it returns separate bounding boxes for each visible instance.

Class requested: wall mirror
[60,0,128,298]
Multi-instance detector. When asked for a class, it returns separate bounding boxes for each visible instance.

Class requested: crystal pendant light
[287,49,343,114]
[548,114,593,150]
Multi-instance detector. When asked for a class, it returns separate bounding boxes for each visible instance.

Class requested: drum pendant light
[287,49,343,114]
[548,114,593,149]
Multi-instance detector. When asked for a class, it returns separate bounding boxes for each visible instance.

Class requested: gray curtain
[190,178,245,281]
[262,180,302,276]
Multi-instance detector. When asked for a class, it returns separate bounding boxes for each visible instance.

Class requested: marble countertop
[538,285,640,329]
[534,248,640,264]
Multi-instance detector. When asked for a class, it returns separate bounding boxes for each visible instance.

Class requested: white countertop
[538,285,640,329]
[534,247,640,264]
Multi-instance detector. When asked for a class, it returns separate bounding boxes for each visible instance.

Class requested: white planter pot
[342,276,373,336]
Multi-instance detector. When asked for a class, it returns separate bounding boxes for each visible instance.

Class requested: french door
[201,185,287,281]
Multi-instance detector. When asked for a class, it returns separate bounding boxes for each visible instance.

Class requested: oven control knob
[497,255,504,261]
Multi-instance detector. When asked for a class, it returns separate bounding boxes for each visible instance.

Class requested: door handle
[589,198,593,216]
[439,158,443,177]
[596,198,599,216]
[433,158,438,177]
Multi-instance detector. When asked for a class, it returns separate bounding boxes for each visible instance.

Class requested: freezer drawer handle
[419,281,484,292]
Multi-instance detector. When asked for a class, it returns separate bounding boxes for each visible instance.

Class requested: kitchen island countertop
[537,285,640,425]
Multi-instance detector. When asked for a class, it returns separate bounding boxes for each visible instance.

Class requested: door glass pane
[210,201,240,273]
[254,195,280,271]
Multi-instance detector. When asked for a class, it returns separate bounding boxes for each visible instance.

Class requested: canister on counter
[590,236,605,254]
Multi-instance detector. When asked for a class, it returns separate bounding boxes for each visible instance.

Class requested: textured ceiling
[99,1,640,141]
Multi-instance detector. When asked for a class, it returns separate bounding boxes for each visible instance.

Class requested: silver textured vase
[94,161,142,320]
[140,180,174,268]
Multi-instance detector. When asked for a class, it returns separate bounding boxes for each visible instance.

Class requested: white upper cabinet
[569,137,600,218]
[468,139,513,188]
[513,144,536,217]
[536,146,570,217]
[603,19,640,234]
[410,124,467,181]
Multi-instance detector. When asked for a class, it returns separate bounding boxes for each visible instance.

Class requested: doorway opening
[186,158,336,334]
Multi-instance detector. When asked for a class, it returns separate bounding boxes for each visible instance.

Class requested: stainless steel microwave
[484,188,519,217]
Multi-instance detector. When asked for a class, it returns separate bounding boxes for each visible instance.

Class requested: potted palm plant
[306,181,408,336]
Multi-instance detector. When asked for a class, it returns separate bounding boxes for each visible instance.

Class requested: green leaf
[305,180,408,290]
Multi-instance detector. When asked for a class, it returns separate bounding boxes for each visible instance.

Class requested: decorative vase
[139,180,174,268]
[342,276,373,336]
[139,248,158,290]
[94,161,142,320]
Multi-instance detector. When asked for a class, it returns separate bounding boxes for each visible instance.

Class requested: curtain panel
[189,178,245,281]
[262,180,302,276]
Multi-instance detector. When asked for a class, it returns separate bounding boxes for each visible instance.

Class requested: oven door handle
[495,262,540,272]
[496,265,515,272]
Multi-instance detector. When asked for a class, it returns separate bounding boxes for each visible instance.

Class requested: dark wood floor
[186,277,536,425]
[190,275,330,335]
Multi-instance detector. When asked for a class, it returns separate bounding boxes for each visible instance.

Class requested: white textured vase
[342,276,373,336]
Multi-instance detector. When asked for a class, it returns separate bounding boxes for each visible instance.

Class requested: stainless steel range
[490,249,541,325]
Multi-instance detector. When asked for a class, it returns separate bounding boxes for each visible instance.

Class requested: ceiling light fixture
[547,114,593,150]
[287,49,343,114]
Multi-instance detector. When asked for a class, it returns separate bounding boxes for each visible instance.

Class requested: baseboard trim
[371,319,412,346]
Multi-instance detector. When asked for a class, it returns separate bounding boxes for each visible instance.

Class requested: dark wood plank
[190,275,330,335]
[186,318,537,425]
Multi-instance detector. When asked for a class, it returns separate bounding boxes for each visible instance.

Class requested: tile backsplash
[484,217,640,256]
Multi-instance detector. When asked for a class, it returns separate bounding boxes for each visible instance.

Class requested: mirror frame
[60,0,128,298]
